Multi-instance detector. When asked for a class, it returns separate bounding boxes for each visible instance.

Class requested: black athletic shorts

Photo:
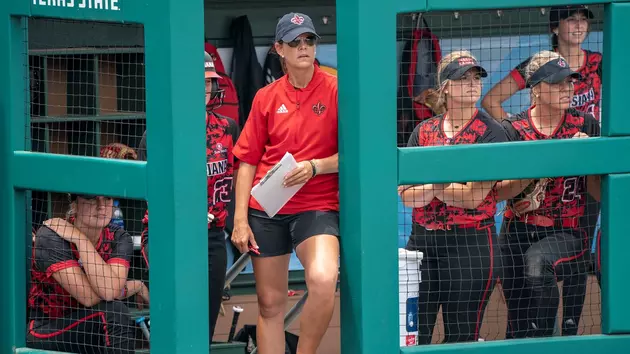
[248,208,340,257]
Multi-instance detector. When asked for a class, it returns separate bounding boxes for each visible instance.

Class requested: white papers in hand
[251,152,305,218]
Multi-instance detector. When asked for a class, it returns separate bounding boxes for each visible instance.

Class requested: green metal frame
[0,1,209,354]
[337,1,630,354]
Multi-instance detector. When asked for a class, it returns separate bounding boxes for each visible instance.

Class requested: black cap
[526,57,582,88]
[204,51,220,79]
[550,5,594,29]
[275,12,320,42]
[439,56,487,85]
[69,193,99,201]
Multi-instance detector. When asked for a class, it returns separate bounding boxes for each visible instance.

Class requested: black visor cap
[439,57,488,85]
[526,58,582,88]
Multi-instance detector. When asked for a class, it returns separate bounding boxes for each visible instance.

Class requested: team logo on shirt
[312,101,326,116]
[291,15,305,25]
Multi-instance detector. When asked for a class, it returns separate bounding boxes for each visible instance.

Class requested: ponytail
[416,88,447,115]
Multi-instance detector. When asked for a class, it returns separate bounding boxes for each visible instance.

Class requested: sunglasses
[284,36,317,48]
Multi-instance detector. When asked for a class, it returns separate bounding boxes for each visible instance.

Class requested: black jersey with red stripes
[28,224,133,319]
[511,50,602,119]
[407,110,509,227]
[501,107,600,220]
[206,112,240,228]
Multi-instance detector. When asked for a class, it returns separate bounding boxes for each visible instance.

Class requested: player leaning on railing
[496,51,601,338]
[26,146,148,353]
[483,5,603,294]
[231,12,339,354]
[398,51,508,344]
[137,51,240,342]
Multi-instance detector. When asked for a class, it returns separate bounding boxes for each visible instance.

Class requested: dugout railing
[1,1,630,354]
[337,0,630,354]
[0,1,210,353]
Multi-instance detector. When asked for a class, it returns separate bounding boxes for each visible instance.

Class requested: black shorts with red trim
[27,301,135,353]
[405,220,500,344]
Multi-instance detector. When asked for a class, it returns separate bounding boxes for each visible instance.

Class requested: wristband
[309,160,318,177]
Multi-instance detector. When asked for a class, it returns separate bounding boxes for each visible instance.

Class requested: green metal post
[143,0,209,352]
[0,14,29,352]
[337,0,402,353]
[2,0,208,353]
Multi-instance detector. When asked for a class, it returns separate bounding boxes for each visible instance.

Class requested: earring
[444,90,448,94]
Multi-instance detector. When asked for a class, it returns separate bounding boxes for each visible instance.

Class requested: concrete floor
[213,276,602,353]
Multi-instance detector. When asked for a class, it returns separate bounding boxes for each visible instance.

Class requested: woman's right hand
[43,218,85,244]
[231,220,258,254]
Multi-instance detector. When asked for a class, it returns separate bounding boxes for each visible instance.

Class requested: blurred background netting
[25,18,150,353]
[396,5,603,346]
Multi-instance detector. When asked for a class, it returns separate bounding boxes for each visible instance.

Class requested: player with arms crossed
[496,51,601,338]
[231,12,339,354]
[398,51,508,344]
[27,149,148,353]
[137,51,240,341]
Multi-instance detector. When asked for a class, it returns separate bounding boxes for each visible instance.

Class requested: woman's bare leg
[252,254,291,354]
[295,234,340,354]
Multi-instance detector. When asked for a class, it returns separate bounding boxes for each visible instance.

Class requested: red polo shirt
[234,65,339,214]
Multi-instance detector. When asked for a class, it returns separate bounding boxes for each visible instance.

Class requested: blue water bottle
[111,200,125,229]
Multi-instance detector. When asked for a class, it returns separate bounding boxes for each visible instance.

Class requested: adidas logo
[276,104,288,114]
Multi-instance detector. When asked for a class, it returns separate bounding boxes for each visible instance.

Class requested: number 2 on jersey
[561,176,585,203]
[213,177,233,204]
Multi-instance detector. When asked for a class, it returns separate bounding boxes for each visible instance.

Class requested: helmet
[205,51,224,110]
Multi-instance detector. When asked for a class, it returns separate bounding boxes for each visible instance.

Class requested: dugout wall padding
[337,1,630,354]
[0,1,209,353]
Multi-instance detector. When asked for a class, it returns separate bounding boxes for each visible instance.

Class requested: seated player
[398,51,508,344]
[27,145,148,353]
[497,50,601,338]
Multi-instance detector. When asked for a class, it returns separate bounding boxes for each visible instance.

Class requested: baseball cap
[549,5,594,28]
[205,51,221,79]
[439,56,487,85]
[526,57,582,88]
[275,12,320,43]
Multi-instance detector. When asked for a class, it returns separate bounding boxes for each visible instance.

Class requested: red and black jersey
[501,107,600,221]
[206,112,240,228]
[511,50,602,120]
[407,110,509,227]
[28,224,133,319]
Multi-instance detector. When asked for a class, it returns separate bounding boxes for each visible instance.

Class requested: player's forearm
[116,280,145,300]
[313,153,338,175]
[587,175,601,202]
[496,179,533,201]
[75,239,123,301]
[234,162,257,223]
[399,184,442,208]
[441,182,495,209]
[481,96,509,121]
